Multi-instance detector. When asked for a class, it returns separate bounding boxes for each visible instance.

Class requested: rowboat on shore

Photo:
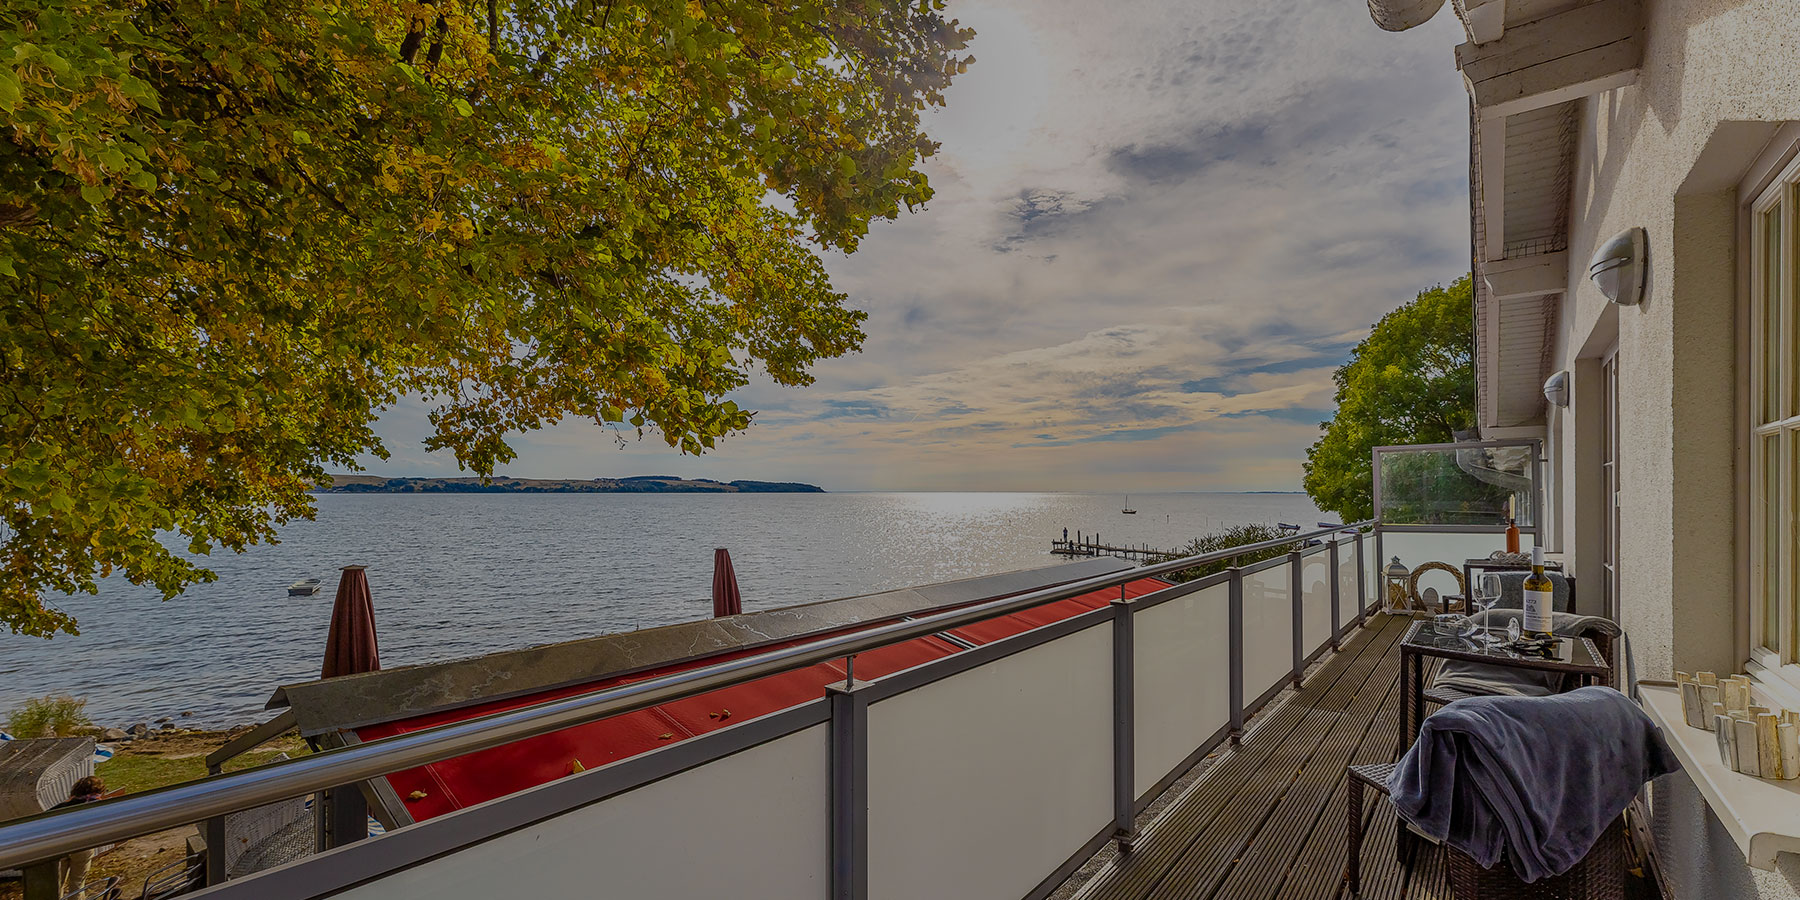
[287,578,322,597]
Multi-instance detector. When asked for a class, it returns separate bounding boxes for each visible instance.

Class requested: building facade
[1366,0,1800,895]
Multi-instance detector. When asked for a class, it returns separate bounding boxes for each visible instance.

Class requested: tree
[0,0,974,635]
[1302,276,1476,522]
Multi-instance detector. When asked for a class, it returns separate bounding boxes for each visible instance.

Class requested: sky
[362,0,1471,492]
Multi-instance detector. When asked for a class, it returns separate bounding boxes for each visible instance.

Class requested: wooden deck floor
[1071,612,1450,900]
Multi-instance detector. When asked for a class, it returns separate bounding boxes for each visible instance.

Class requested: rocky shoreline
[92,715,260,744]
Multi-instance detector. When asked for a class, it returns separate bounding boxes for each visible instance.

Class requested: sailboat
[1121,495,1137,515]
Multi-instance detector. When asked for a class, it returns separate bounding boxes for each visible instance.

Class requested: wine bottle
[1521,546,1555,638]
[1505,516,1520,555]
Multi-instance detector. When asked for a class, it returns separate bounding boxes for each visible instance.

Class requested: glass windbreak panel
[1376,444,1533,527]
[1764,432,1781,652]
[1764,207,1783,424]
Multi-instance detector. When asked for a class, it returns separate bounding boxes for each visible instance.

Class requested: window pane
[1765,208,1783,424]
[1791,429,1799,660]
[1764,432,1781,652]
[1791,191,1800,420]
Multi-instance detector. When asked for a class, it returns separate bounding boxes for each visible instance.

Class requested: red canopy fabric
[322,565,380,679]
[711,549,742,618]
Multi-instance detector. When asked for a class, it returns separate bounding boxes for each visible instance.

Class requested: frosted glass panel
[1301,551,1332,658]
[1133,584,1231,796]
[866,625,1112,900]
[1380,531,1511,598]
[1242,565,1293,701]
[333,726,831,900]
[1337,539,1361,625]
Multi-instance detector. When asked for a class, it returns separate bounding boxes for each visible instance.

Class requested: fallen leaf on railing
[709,709,732,721]
[407,790,428,801]
[658,733,675,741]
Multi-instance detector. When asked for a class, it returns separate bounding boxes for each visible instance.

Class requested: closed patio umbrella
[322,565,380,678]
[712,549,742,618]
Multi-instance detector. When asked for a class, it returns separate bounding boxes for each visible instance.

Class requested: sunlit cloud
[357,0,1469,491]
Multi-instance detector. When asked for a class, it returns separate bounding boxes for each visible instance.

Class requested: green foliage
[1153,523,1302,584]
[1302,276,1476,522]
[5,693,92,737]
[0,0,974,635]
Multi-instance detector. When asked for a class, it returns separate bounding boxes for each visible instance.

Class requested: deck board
[1078,616,1403,900]
[1071,613,1441,900]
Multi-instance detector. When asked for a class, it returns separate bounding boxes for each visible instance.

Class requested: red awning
[356,575,1170,821]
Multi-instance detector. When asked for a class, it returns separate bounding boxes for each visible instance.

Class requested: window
[1751,165,1799,672]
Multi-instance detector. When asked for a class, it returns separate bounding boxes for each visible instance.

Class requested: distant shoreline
[317,475,825,494]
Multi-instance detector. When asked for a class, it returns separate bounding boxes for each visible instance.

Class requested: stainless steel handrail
[0,520,1371,868]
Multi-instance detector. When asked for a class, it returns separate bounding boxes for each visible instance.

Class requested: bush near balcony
[1154,523,1301,583]
[5,694,92,738]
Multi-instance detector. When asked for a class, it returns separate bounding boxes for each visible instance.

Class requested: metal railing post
[21,860,57,900]
[1228,568,1244,745]
[1373,525,1384,614]
[204,814,227,885]
[322,786,367,850]
[1329,538,1342,650]
[1356,529,1368,624]
[1289,551,1305,688]
[1110,597,1136,848]
[828,681,870,900]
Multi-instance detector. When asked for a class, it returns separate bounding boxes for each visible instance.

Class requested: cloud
[357,0,1471,492]
[816,399,892,419]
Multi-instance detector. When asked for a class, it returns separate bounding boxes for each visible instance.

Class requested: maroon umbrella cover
[322,565,381,678]
[712,549,743,618]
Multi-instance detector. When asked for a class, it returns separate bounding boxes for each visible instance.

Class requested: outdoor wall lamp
[1588,227,1647,305]
[1542,371,1570,408]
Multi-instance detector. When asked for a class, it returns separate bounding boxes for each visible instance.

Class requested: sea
[0,491,1324,728]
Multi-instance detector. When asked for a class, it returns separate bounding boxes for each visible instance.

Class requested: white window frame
[1747,141,1800,695]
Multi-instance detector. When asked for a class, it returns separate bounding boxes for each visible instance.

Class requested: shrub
[6,694,92,738]
[1152,523,1303,583]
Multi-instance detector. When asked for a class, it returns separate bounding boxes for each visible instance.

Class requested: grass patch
[96,737,311,795]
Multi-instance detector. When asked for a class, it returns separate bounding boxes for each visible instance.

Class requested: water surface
[0,491,1323,727]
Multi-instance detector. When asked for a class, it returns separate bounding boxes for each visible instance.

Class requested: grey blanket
[1432,612,1621,697]
[1389,686,1679,882]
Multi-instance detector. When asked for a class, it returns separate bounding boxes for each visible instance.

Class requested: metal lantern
[1383,557,1412,613]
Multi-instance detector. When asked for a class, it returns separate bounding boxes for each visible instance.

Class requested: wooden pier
[1051,535,1179,562]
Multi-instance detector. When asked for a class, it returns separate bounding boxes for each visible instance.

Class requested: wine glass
[1469,574,1502,640]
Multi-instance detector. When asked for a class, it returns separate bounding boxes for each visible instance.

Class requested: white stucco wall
[1548,1,1800,895]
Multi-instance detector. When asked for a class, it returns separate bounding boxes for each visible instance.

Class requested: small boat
[1277,522,1301,532]
[1121,495,1137,515]
[288,578,322,596]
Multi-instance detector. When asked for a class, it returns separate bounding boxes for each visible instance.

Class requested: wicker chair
[1345,761,1628,899]
[1346,763,1407,895]
[1444,815,1627,899]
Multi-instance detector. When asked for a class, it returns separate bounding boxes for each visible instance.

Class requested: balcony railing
[2,521,1410,900]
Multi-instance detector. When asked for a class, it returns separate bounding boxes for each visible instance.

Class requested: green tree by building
[1303,276,1478,522]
